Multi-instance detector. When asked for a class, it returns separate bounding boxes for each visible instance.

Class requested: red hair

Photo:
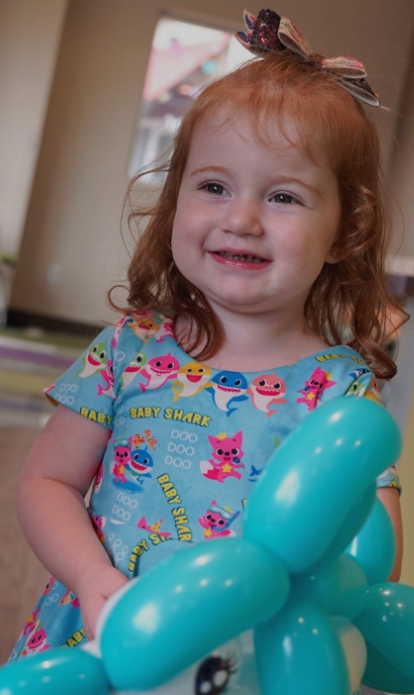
[113,52,407,378]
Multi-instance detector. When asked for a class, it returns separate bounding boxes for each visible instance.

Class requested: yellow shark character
[171,361,213,402]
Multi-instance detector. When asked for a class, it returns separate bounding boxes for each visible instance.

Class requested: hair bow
[235,8,381,108]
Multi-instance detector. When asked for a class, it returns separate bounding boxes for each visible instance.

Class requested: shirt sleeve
[44,323,118,430]
[344,369,401,493]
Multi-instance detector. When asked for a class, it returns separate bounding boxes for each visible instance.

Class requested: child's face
[171,112,341,324]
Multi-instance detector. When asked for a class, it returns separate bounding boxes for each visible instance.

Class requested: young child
[11,7,404,666]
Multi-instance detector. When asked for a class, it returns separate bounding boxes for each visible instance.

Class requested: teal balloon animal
[1,397,414,695]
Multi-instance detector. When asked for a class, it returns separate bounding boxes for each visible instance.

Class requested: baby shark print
[77,342,107,379]
[171,361,213,402]
[129,446,154,482]
[198,500,240,539]
[155,317,174,343]
[297,366,336,410]
[120,351,147,392]
[138,353,180,392]
[247,372,287,416]
[97,360,115,398]
[346,369,382,404]
[126,313,161,344]
[200,431,245,482]
[207,371,249,415]
[137,516,171,539]
[110,435,153,494]
[26,313,400,660]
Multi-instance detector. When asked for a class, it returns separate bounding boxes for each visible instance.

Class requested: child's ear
[325,246,340,264]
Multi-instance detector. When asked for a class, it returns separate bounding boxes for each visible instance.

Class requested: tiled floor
[0,327,87,662]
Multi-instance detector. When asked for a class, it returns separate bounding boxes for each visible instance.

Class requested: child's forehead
[189,107,331,170]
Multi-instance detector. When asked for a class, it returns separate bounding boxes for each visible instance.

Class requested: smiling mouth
[214,251,268,264]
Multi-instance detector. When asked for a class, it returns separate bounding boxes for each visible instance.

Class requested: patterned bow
[235,8,380,108]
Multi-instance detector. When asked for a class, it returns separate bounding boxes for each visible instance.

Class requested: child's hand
[74,563,129,640]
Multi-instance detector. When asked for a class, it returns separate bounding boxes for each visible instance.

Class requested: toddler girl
[11,8,404,679]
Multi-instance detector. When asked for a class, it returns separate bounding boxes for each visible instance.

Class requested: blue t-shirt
[11,311,400,657]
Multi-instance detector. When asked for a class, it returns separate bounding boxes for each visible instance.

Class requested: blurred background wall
[1,0,414,580]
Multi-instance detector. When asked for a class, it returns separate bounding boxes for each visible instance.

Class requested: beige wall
[389,40,414,584]
[0,0,68,257]
[7,0,414,325]
[400,386,414,586]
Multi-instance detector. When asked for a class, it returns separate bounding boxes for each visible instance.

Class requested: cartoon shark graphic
[155,317,174,343]
[346,380,367,397]
[138,353,180,392]
[97,360,115,398]
[247,372,287,416]
[21,627,51,656]
[77,342,108,379]
[110,437,152,494]
[349,368,370,380]
[171,361,213,402]
[129,447,154,483]
[349,369,381,401]
[346,374,382,403]
[127,313,161,344]
[297,366,336,410]
[120,351,147,392]
[111,314,129,349]
[207,371,248,415]
[366,376,381,402]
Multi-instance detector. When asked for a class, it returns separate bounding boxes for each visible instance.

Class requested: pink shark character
[97,360,115,397]
[247,372,287,416]
[198,500,240,539]
[138,353,180,392]
[43,578,56,596]
[22,627,51,655]
[120,351,147,392]
[155,318,174,343]
[200,431,245,483]
[112,314,129,349]
[297,366,336,410]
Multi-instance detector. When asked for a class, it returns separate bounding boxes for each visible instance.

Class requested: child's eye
[203,182,227,196]
[270,193,295,204]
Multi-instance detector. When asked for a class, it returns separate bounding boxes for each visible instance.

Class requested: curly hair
[114,51,407,379]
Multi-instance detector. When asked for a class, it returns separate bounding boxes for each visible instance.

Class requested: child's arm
[376,487,403,581]
[16,404,128,639]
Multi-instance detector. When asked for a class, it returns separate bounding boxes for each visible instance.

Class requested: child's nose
[221,197,263,236]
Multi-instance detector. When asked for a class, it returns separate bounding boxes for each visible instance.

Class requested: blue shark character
[130,447,154,483]
[111,440,153,495]
[207,371,249,416]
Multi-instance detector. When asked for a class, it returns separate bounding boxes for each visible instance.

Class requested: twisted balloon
[1,397,414,695]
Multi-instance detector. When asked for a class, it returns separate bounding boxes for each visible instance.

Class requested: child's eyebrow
[188,165,231,178]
